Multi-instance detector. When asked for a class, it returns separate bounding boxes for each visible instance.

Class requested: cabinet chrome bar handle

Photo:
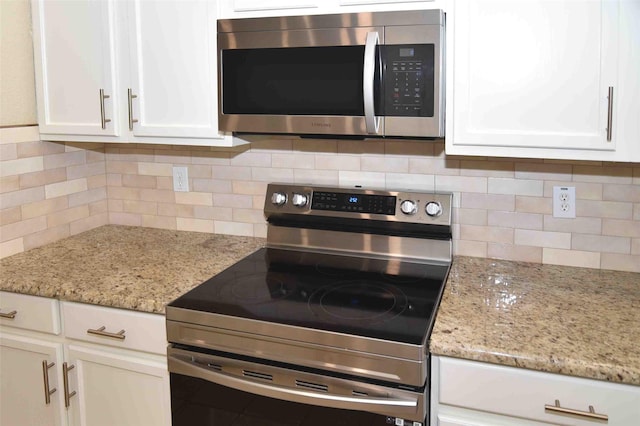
[127,88,138,131]
[62,362,76,408]
[87,325,126,340]
[606,86,614,141]
[99,89,111,129]
[0,310,17,319]
[545,399,608,422]
[41,360,56,405]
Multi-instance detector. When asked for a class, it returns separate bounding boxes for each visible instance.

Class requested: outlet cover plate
[552,186,576,218]
[173,166,189,192]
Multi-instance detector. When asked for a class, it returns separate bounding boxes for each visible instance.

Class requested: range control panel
[264,183,452,226]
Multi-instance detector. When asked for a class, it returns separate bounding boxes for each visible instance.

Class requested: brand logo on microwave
[311,122,331,128]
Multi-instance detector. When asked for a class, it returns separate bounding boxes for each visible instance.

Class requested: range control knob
[400,200,418,215]
[271,192,287,206]
[291,193,308,207]
[425,201,443,217]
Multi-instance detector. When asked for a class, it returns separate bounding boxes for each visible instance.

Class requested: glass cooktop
[169,248,449,345]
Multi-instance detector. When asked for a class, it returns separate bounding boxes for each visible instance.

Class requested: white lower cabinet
[0,292,170,426]
[431,356,640,426]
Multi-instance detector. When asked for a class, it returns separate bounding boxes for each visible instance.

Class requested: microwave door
[218,27,385,136]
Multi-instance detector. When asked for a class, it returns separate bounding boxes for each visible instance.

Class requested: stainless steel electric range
[166,183,452,426]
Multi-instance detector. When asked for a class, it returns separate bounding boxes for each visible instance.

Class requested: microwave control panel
[383,44,435,118]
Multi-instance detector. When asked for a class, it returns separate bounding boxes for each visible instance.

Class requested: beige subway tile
[542,181,603,200]
[335,139,379,155]
[252,195,265,210]
[635,204,640,221]
[435,175,487,193]
[44,150,85,170]
[106,160,138,174]
[67,162,106,180]
[106,173,123,187]
[361,156,408,173]
[453,240,487,258]
[175,192,213,206]
[0,187,45,209]
[16,141,47,158]
[192,178,232,193]
[632,238,640,255]
[460,225,513,244]
[213,220,253,236]
[85,149,106,164]
[193,206,233,221]
[142,215,176,230]
[108,199,124,212]
[19,168,67,189]
[109,212,142,227]
[457,208,488,226]
[385,173,435,191]
[0,126,40,144]
[191,151,231,166]
[572,165,633,184]
[542,248,600,269]
[158,203,194,218]
[42,141,67,155]
[488,177,543,196]
[292,138,338,154]
[1,156,44,178]
[461,193,514,211]
[230,152,271,167]
[22,196,68,219]
[577,200,633,219]
[315,154,360,171]
[514,162,572,181]
[272,153,314,170]
[232,208,264,224]
[123,200,158,215]
[0,143,17,160]
[515,196,552,214]
[293,169,339,185]
[23,225,71,251]
[572,234,631,254]
[543,216,602,234]
[157,176,173,190]
[602,219,640,238]
[601,253,640,273]
[0,207,22,226]
[0,176,20,193]
[213,194,253,208]
[459,160,514,178]
[603,183,640,203]
[45,178,88,199]
[250,167,294,182]
[108,147,154,162]
[514,229,571,249]
[177,217,214,233]
[0,237,24,258]
[137,162,173,177]
[339,171,385,188]
[188,164,213,179]
[87,174,106,189]
[154,150,193,164]
[0,216,47,242]
[410,157,460,176]
[139,188,175,203]
[248,138,293,152]
[488,211,543,230]
[122,174,157,189]
[108,186,141,201]
[89,200,108,215]
[213,166,252,180]
[384,140,435,156]
[47,205,89,228]
[254,223,268,239]
[487,243,542,263]
[70,212,108,235]
[232,181,268,196]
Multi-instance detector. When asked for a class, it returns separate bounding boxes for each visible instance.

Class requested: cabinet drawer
[437,357,640,426]
[0,292,60,334]
[62,302,166,355]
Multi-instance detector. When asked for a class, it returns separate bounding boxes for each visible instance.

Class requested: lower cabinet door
[65,344,170,426]
[0,333,66,426]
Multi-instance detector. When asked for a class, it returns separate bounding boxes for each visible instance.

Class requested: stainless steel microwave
[217,10,445,138]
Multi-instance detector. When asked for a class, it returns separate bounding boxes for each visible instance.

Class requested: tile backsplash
[1,127,639,272]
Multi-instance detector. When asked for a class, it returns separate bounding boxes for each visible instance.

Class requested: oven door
[218,26,385,137]
[169,345,427,426]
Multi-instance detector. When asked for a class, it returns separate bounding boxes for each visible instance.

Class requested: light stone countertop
[0,225,265,314]
[430,256,640,386]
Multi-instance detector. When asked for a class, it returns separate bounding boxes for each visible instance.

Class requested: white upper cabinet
[31,0,239,146]
[446,0,639,161]
[31,0,119,137]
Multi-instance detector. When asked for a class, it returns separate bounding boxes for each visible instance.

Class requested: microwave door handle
[363,31,380,134]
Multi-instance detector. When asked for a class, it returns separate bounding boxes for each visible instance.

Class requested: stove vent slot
[243,370,273,381]
[352,390,369,397]
[295,380,328,393]
[206,363,222,371]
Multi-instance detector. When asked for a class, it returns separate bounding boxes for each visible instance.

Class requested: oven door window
[221,46,381,116]
[171,373,406,426]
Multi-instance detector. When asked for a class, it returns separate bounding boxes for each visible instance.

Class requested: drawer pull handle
[62,362,76,408]
[0,310,17,319]
[41,360,56,404]
[545,399,608,422]
[87,326,126,340]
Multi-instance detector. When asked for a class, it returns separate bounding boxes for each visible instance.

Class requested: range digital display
[311,192,396,215]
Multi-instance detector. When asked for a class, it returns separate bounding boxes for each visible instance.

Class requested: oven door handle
[169,354,418,414]
[363,31,381,135]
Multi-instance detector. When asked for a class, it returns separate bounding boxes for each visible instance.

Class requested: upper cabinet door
[446,0,620,159]
[31,0,119,136]
[126,0,222,139]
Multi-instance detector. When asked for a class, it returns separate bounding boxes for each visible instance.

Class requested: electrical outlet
[173,166,189,192]
[552,186,576,218]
